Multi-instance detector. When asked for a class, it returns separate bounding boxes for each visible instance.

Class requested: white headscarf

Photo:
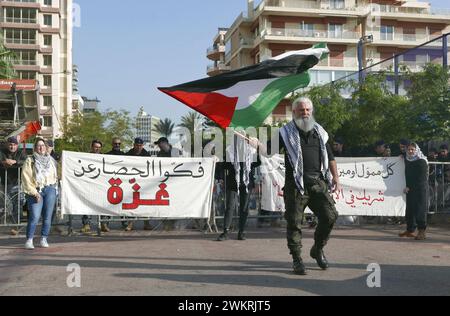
[406,144,428,164]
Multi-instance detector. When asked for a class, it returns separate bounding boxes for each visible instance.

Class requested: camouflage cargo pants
[284,178,339,258]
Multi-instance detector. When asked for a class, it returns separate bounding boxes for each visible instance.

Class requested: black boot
[310,245,329,270]
[217,230,229,241]
[237,231,246,241]
[293,257,307,275]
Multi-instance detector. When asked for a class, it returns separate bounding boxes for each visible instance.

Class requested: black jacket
[0,148,27,186]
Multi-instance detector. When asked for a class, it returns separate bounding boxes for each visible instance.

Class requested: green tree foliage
[302,80,353,137]
[297,64,448,151]
[178,112,204,136]
[406,63,450,141]
[0,38,17,79]
[153,118,175,138]
[57,109,134,153]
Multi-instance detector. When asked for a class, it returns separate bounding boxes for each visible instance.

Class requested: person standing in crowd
[107,137,125,156]
[256,97,340,275]
[0,136,27,236]
[400,143,429,240]
[216,135,260,242]
[100,137,126,233]
[332,137,349,157]
[46,140,60,162]
[154,137,181,230]
[125,138,151,232]
[22,138,58,250]
[80,140,103,234]
[374,140,390,157]
[155,137,180,158]
[399,139,411,158]
[428,148,438,162]
[126,137,150,157]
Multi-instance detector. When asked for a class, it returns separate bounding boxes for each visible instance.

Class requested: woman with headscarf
[400,143,429,240]
[22,138,58,249]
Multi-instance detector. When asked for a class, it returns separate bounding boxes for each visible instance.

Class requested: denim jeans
[26,185,57,239]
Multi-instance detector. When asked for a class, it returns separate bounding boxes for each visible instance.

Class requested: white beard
[294,117,316,132]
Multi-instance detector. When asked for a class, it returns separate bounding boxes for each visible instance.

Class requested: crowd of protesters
[1,131,449,249]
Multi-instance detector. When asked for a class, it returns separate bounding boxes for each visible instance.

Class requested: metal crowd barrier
[2,162,448,234]
[428,162,450,214]
[0,168,26,228]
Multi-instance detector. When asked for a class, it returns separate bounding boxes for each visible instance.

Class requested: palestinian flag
[158,44,329,129]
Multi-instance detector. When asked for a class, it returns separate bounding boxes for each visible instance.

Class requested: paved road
[0,225,449,296]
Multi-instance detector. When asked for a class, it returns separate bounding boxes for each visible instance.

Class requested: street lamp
[357,35,374,84]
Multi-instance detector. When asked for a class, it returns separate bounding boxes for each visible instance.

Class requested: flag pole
[233,130,251,142]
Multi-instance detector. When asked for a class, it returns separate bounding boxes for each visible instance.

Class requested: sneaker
[40,238,49,248]
[25,239,34,250]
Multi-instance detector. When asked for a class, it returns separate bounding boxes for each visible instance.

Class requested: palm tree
[0,37,16,79]
[178,112,204,136]
[153,118,175,138]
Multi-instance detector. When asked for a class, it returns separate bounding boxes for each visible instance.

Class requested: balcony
[263,0,363,13]
[265,0,320,10]
[206,45,225,61]
[373,31,444,46]
[377,5,450,17]
[263,28,360,42]
[12,60,37,66]
[2,17,37,24]
[317,56,358,68]
[207,63,231,76]
[4,38,37,45]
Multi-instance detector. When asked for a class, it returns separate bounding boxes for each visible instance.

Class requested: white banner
[259,156,406,216]
[335,157,406,216]
[61,151,216,218]
[260,155,286,213]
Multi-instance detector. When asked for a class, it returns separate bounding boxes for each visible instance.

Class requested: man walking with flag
[274,97,340,275]
[159,44,335,275]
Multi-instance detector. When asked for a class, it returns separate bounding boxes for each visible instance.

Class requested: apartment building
[0,0,73,139]
[207,0,450,124]
[136,107,161,145]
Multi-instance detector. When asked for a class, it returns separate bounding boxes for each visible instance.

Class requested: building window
[43,55,52,66]
[317,70,333,85]
[44,35,52,46]
[43,115,53,127]
[328,24,343,38]
[44,96,52,107]
[300,23,314,37]
[44,0,52,6]
[381,25,394,41]
[15,50,36,65]
[44,15,52,27]
[43,75,52,87]
[18,71,36,80]
[330,0,345,9]
[225,39,231,56]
